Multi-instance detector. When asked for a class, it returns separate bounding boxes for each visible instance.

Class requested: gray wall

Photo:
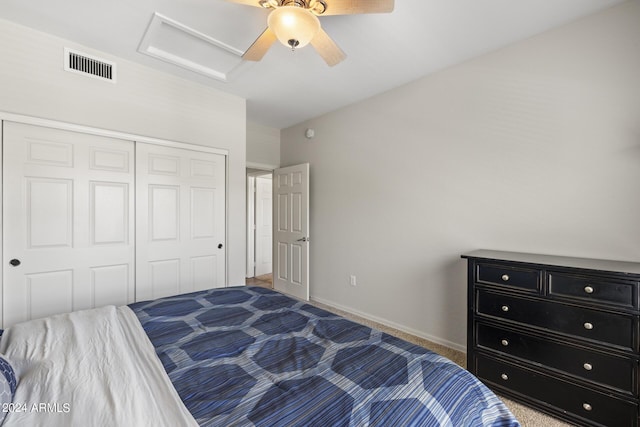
[281,1,640,350]
[0,18,248,287]
[247,122,281,168]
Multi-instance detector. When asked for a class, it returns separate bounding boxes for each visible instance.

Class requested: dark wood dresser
[463,250,640,427]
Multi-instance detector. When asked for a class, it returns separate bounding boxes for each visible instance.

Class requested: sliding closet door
[2,122,135,326]
[136,143,226,301]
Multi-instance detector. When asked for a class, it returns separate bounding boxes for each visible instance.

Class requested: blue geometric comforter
[129,286,519,426]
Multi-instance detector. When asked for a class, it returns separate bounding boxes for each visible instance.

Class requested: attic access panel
[138,13,252,82]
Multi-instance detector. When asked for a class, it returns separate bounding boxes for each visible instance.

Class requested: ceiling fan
[224,0,395,66]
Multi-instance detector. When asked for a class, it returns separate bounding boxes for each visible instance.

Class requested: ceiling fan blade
[243,27,277,61]
[319,0,394,16]
[220,0,263,8]
[310,28,346,67]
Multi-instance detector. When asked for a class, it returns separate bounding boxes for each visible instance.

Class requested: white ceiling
[0,0,625,129]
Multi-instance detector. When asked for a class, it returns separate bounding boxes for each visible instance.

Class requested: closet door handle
[9,259,21,267]
[218,244,223,249]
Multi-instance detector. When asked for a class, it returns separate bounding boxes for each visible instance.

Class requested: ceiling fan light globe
[267,6,321,49]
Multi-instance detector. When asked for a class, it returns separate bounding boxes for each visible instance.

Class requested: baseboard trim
[310,295,466,354]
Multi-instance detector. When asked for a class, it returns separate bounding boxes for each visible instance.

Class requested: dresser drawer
[476,290,637,350]
[548,272,639,309]
[475,354,638,427]
[476,322,637,393]
[476,263,541,292]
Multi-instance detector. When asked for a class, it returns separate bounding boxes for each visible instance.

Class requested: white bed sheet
[0,305,198,427]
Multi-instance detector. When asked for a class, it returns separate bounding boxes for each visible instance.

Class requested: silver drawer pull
[500,373,509,381]
[583,322,594,330]
[583,363,593,371]
[584,286,594,294]
[583,403,592,412]
[501,305,510,312]
[501,339,509,347]
[501,274,510,282]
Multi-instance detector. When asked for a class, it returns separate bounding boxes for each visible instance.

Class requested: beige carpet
[309,300,573,427]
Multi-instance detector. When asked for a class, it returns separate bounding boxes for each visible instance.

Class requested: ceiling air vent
[64,48,116,83]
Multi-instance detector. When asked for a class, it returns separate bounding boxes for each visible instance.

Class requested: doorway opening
[246,169,273,289]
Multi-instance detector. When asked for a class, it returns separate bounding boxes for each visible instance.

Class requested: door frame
[254,173,273,277]
[246,174,256,278]
[0,111,229,324]
[246,165,276,279]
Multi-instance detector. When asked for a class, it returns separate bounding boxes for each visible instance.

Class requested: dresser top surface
[461,249,640,276]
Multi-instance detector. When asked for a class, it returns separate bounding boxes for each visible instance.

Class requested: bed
[0,286,519,426]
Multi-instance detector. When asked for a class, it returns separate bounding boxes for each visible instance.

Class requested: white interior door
[255,175,272,277]
[273,163,309,300]
[136,143,226,301]
[3,122,135,326]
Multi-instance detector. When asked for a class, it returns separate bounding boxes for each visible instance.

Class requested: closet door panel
[2,122,135,327]
[136,143,226,301]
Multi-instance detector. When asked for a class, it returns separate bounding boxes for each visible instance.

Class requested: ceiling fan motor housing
[262,0,327,15]
[283,0,306,7]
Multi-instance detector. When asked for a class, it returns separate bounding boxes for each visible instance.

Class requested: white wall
[0,18,248,286]
[247,122,281,168]
[281,1,640,350]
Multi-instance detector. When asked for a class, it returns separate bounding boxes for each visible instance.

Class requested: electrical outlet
[349,275,357,287]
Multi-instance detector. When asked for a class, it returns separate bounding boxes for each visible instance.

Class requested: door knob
[9,259,21,267]
[218,244,223,249]
[296,237,309,242]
